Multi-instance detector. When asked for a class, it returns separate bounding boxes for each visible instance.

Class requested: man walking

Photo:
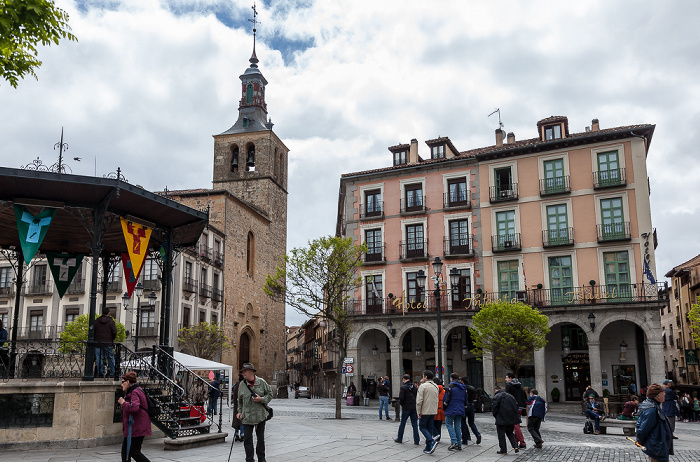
[395,374,420,445]
[94,307,117,377]
[460,376,481,446]
[443,372,466,451]
[636,383,674,462]
[526,389,547,448]
[237,363,272,462]
[661,380,680,439]
[505,372,528,448]
[416,370,439,455]
[207,375,221,416]
[377,376,391,420]
[492,385,521,455]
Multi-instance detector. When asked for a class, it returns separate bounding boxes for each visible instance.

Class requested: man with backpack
[443,372,466,451]
[460,376,481,446]
[394,374,420,445]
[526,389,547,448]
[505,372,528,448]
[237,363,272,462]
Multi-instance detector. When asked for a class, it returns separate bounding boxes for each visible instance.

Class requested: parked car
[474,388,492,413]
[295,386,311,399]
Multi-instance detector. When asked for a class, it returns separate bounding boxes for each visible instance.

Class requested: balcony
[491,233,521,252]
[106,280,122,293]
[322,360,335,371]
[142,279,161,291]
[360,201,384,220]
[443,236,474,258]
[199,283,212,298]
[139,322,158,337]
[593,168,626,189]
[597,222,631,242]
[542,228,574,247]
[199,245,212,261]
[17,326,57,340]
[183,277,198,293]
[489,184,518,203]
[363,244,386,265]
[213,251,225,267]
[0,285,15,298]
[443,191,471,209]
[24,281,53,296]
[212,288,223,302]
[400,240,428,261]
[66,278,85,295]
[539,176,571,196]
[400,197,426,215]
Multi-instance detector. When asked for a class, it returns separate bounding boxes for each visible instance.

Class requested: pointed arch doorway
[239,332,251,370]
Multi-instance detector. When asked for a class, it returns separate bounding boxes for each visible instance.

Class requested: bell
[246,151,255,168]
[231,156,238,168]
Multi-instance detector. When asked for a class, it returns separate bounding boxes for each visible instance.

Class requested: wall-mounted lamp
[619,339,628,362]
[372,345,378,356]
[461,344,468,357]
[415,345,422,357]
[563,336,571,356]
[588,312,596,331]
[387,319,396,338]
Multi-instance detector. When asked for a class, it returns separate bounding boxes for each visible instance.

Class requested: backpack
[138,387,160,419]
[583,420,594,434]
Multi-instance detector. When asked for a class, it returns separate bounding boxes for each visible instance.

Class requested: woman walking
[118,372,152,462]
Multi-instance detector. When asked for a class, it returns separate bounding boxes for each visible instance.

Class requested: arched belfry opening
[245,143,255,171]
[230,144,239,172]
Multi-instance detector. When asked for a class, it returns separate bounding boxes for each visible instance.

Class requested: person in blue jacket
[661,379,680,438]
[636,383,673,462]
[443,372,466,451]
[526,389,547,448]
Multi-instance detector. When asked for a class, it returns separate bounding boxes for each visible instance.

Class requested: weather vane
[249,2,260,51]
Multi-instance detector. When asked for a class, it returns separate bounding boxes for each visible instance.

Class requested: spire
[248,2,259,68]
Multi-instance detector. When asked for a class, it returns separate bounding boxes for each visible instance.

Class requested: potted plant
[551,387,560,403]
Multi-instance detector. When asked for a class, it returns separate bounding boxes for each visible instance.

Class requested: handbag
[244,381,273,421]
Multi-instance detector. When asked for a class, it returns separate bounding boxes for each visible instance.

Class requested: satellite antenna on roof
[488,108,504,131]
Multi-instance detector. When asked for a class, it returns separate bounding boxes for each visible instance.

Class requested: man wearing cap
[636,383,673,462]
[237,363,272,462]
[661,379,680,438]
[395,374,419,445]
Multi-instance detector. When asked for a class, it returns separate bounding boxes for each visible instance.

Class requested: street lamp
[372,345,378,356]
[133,282,144,351]
[415,345,422,357]
[588,312,596,331]
[417,257,445,381]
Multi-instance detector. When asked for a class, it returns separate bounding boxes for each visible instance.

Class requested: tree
[469,300,550,374]
[689,301,700,346]
[1,0,77,88]
[263,235,366,419]
[177,322,230,361]
[59,313,126,353]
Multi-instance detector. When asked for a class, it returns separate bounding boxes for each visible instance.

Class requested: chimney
[409,139,419,164]
[495,129,505,147]
[507,132,515,144]
[591,119,600,131]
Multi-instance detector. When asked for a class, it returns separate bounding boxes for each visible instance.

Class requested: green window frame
[495,167,513,197]
[497,260,520,299]
[543,158,566,194]
[546,204,569,245]
[246,84,254,104]
[495,210,515,250]
[600,198,625,240]
[548,256,573,302]
[604,250,631,300]
[597,150,621,186]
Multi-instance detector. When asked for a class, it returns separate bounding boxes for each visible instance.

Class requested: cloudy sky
[2,0,699,327]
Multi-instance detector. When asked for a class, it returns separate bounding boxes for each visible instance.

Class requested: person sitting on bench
[585,395,606,434]
[619,396,639,421]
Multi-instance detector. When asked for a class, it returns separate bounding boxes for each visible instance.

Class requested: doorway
[562,353,590,401]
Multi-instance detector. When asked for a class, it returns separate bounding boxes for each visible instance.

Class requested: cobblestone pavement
[6,396,700,461]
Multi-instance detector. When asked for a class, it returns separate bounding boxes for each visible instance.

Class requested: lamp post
[417,257,446,381]
[133,282,144,351]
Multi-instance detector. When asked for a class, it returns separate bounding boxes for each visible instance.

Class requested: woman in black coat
[492,386,521,454]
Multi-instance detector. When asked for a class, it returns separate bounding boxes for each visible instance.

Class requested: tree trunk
[335,344,346,419]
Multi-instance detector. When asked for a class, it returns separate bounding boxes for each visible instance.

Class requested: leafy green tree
[1,0,77,88]
[177,322,230,361]
[264,235,366,419]
[470,300,550,374]
[689,301,700,346]
[59,313,126,353]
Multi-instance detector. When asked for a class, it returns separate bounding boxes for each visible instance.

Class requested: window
[544,124,562,140]
[109,264,121,283]
[184,261,192,280]
[549,256,573,302]
[199,310,206,324]
[213,273,220,291]
[365,229,383,262]
[183,307,191,329]
[497,260,519,299]
[404,184,423,212]
[201,267,207,285]
[604,251,631,300]
[495,210,516,250]
[141,309,155,329]
[447,178,468,206]
[65,308,79,325]
[211,313,218,325]
[543,158,566,194]
[449,219,470,254]
[546,204,569,245]
[0,311,7,330]
[143,259,158,282]
[597,150,621,187]
[29,311,44,338]
[393,150,407,166]
[246,84,253,104]
[600,198,625,240]
[247,231,255,274]
[365,189,382,217]
[406,272,424,304]
[0,267,10,294]
[405,224,425,258]
[365,275,383,314]
[451,268,471,310]
[34,264,48,286]
[494,167,513,198]
[431,145,445,159]
[561,324,588,350]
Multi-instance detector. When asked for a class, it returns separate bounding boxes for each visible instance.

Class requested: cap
[647,383,664,399]
[662,379,672,385]
[241,362,256,372]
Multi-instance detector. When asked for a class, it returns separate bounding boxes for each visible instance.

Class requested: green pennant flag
[14,205,56,264]
[46,253,84,298]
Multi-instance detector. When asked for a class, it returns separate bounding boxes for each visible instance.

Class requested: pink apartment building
[336,116,667,401]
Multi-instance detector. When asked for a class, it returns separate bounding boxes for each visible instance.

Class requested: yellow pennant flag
[120,218,152,278]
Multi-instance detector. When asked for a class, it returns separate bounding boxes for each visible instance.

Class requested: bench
[594,418,637,436]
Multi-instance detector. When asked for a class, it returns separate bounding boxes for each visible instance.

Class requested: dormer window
[393,150,407,166]
[431,145,445,159]
[544,124,562,140]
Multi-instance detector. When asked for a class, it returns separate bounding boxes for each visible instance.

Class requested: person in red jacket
[118,372,152,462]
[433,377,446,442]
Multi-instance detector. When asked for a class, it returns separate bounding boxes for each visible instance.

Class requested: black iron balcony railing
[212,288,223,302]
[443,191,471,209]
[540,176,571,195]
[106,280,122,293]
[360,201,384,220]
[364,244,386,264]
[199,283,212,298]
[597,222,631,242]
[0,285,15,297]
[139,322,158,337]
[400,196,426,214]
[400,240,428,260]
[142,279,161,291]
[489,184,518,202]
[24,281,53,295]
[199,245,212,261]
[593,168,626,189]
[183,277,197,293]
[66,278,85,294]
[213,251,224,267]
[443,236,474,257]
[491,233,521,252]
[542,228,574,247]
[15,325,57,340]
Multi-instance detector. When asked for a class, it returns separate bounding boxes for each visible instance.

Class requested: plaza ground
[6,395,700,461]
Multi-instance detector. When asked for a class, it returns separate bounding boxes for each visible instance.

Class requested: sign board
[346,373,354,377]
[686,349,699,366]
[435,365,444,375]
[344,358,354,364]
[602,380,608,386]
[345,365,354,374]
